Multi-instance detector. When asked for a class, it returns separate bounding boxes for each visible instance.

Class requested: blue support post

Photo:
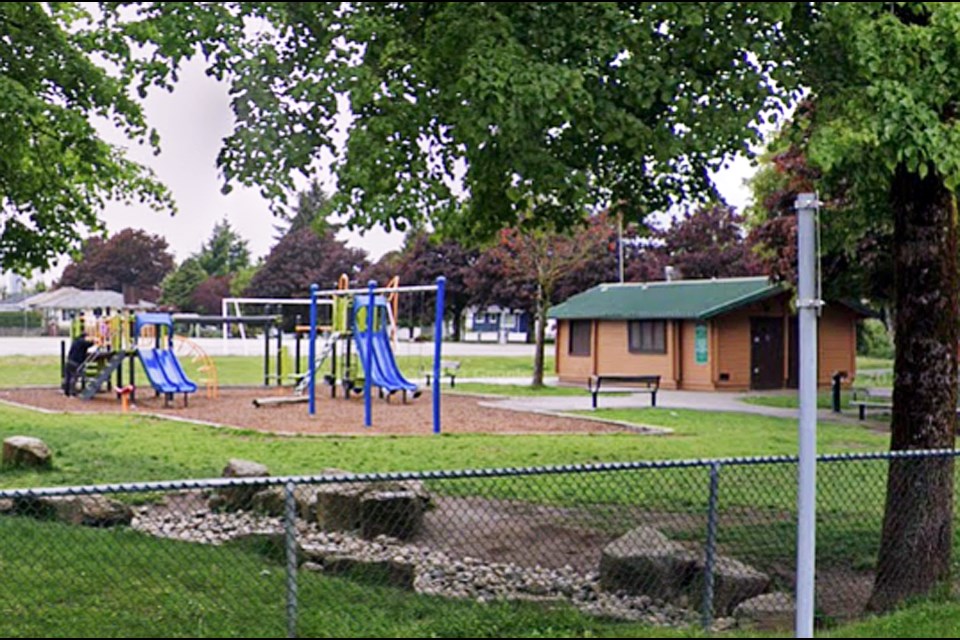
[308,284,318,416]
[364,280,376,428]
[433,276,446,434]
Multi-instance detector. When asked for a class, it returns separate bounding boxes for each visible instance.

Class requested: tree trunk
[868,165,958,612]
[532,286,547,387]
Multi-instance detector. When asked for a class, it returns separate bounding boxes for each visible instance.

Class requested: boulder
[733,592,795,631]
[314,483,366,531]
[303,553,416,591]
[212,459,271,511]
[359,490,424,541]
[14,495,133,527]
[314,479,430,540]
[251,486,287,517]
[3,436,52,469]
[695,555,770,616]
[599,526,699,599]
[599,526,769,615]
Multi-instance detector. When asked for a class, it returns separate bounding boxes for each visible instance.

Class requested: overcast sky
[40,57,754,283]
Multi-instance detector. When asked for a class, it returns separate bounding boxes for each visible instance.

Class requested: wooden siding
[819,305,857,386]
[595,320,678,389]
[555,320,594,384]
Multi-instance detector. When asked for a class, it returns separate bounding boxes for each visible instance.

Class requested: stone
[733,592,795,631]
[3,436,52,469]
[15,495,133,527]
[693,555,770,616]
[317,554,417,591]
[599,526,699,599]
[251,487,287,517]
[212,459,271,511]
[359,490,424,541]
[314,483,366,532]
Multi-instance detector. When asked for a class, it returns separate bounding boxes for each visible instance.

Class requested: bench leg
[592,390,598,410]
[859,405,865,421]
[651,391,657,408]
[450,375,455,389]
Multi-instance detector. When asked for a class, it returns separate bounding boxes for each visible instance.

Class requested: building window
[628,320,667,354]
[568,320,592,356]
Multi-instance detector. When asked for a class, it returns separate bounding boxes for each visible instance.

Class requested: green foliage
[0,3,176,274]
[159,257,207,311]
[858,318,895,360]
[176,3,799,239]
[194,218,251,277]
[0,311,42,329]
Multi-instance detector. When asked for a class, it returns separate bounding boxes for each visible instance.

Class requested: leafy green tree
[194,218,251,277]
[159,257,207,311]
[0,3,178,274]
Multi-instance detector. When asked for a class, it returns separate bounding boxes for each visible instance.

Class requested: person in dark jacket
[64,333,96,396]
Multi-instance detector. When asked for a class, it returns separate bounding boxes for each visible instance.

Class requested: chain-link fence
[0,450,958,637]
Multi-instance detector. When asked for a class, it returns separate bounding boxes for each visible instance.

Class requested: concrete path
[465,382,870,425]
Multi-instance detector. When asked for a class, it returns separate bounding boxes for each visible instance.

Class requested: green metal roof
[548,277,786,321]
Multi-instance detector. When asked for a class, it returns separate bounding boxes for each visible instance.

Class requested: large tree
[467,214,618,386]
[0,3,187,274]
[244,227,368,300]
[57,228,175,301]
[195,218,251,278]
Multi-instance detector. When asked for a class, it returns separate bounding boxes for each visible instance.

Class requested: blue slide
[353,297,419,395]
[138,349,198,395]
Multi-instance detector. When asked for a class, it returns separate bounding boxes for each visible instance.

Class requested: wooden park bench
[424,360,461,388]
[587,374,661,410]
[850,387,892,420]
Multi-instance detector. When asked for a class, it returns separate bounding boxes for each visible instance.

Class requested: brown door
[751,317,784,390]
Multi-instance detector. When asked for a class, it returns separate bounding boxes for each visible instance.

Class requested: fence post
[285,481,299,639]
[702,462,721,631]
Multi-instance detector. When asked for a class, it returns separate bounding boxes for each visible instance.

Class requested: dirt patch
[0,386,630,437]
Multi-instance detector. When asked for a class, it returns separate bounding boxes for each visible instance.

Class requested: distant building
[23,287,155,335]
[464,306,556,343]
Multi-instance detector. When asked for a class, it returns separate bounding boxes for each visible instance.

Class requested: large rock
[314,479,431,540]
[359,490,424,541]
[599,526,699,599]
[14,495,133,527]
[690,555,771,616]
[303,554,416,591]
[599,526,769,614]
[733,592,795,631]
[211,459,271,511]
[3,436,52,469]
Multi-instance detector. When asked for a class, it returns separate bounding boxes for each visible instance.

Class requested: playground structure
[305,276,447,432]
[63,312,214,407]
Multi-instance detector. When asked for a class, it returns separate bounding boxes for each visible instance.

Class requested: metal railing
[0,449,958,637]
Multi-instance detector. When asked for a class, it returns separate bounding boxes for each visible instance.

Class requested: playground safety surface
[0,387,631,437]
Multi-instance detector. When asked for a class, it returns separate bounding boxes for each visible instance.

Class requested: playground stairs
[295,332,339,395]
[80,352,127,400]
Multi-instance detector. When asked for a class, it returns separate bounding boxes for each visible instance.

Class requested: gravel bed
[131,495,702,628]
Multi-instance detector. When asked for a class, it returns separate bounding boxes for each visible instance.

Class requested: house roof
[23,287,155,311]
[548,277,787,321]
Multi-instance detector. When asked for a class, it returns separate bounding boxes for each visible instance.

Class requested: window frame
[568,320,592,357]
[628,320,667,354]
